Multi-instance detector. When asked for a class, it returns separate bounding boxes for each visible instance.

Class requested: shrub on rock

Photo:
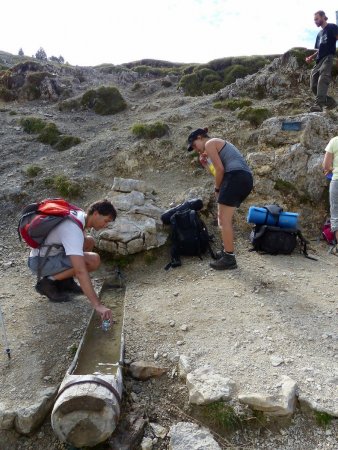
[81,86,127,115]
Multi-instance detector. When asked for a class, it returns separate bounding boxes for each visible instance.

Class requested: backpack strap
[263,205,283,225]
[296,230,317,261]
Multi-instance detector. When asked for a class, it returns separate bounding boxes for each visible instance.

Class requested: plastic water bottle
[199,155,216,177]
[101,319,111,332]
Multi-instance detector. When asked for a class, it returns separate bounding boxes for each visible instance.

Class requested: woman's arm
[205,140,224,190]
[323,151,333,174]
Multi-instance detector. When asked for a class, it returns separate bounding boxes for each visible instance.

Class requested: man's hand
[95,304,112,321]
[305,52,318,64]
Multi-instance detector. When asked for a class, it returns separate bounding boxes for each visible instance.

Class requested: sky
[1,1,337,67]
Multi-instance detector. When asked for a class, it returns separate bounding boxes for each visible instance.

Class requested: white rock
[186,366,235,405]
[169,421,221,449]
[178,355,192,379]
[150,422,168,438]
[238,376,297,416]
[141,436,153,450]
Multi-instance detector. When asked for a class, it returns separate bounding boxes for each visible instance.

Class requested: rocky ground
[0,51,337,449]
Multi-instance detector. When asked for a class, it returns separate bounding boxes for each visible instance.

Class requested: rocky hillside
[0,48,337,231]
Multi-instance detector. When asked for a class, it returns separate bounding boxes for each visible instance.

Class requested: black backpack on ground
[250,225,317,260]
[161,199,216,270]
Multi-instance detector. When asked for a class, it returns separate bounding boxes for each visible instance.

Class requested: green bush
[223,64,249,85]
[213,98,252,110]
[21,116,80,150]
[37,123,60,146]
[44,175,81,198]
[288,47,311,67]
[178,55,272,96]
[237,106,271,126]
[20,116,46,134]
[54,135,81,151]
[131,121,169,139]
[81,86,127,115]
[25,165,42,177]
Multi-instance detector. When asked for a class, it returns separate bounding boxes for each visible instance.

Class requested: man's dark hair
[87,199,117,220]
[315,10,328,20]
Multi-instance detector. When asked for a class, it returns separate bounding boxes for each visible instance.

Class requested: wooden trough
[51,284,125,448]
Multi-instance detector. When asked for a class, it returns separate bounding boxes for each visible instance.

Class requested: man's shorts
[28,253,73,277]
[218,170,253,207]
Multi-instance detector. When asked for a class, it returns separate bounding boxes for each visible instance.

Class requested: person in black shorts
[305,10,338,112]
[187,128,253,270]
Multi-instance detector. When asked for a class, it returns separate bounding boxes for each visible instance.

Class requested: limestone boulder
[94,177,167,255]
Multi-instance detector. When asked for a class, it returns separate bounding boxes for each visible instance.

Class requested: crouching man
[28,199,116,321]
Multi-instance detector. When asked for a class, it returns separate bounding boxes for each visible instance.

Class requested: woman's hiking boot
[57,278,83,294]
[209,251,237,270]
[35,278,70,302]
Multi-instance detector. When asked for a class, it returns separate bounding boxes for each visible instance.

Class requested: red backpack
[322,219,336,245]
[18,198,84,248]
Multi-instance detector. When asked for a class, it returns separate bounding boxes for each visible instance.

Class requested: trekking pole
[0,306,11,359]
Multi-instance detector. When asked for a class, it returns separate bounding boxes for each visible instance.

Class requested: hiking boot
[326,97,337,110]
[309,104,323,112]
[35,278,70,302]
[57,278,83,294]
[209,252,237,270]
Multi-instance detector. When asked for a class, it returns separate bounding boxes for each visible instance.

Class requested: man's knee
[85,252,100,271]
[84,236,95,252]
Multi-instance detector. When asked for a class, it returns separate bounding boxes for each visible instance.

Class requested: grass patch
[68,343,78,357]
[25,165,43,177]
[53,135,81,151]
[131,121,169,139]
[20,116,46,134]
[314,411,333,427]
[44,175,82,198]
[213,98,252,110]
[237,106,271,126]
[9,110,17,115]
[196,402,242,431]
[21,116,81,150]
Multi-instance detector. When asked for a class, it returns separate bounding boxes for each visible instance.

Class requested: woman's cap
[187,128,207,151]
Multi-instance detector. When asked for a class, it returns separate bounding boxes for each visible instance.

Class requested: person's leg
[310,64,319,97]
[329,180,338,242]
[53,252,100,281]
[210,204,237,270]
[84,236,95,252]
[218,204,236,253]
[316,56,333,106]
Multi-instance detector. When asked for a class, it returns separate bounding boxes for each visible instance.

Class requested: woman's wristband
[214,187,220,193]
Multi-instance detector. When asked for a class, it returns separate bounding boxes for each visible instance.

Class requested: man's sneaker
[57,278,83,295]
[309,104,323,112]
[209,252,237,270]
[35,278,70,302]
[326,97,337,110]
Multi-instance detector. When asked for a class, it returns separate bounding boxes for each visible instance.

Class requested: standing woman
[187,128,253,270]
[323,136,338,243]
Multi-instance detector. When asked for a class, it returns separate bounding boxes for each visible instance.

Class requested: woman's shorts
[218,170,253,207]
[28,253,73,277]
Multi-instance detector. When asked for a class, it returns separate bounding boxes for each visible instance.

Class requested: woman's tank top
[218,141,251,173]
